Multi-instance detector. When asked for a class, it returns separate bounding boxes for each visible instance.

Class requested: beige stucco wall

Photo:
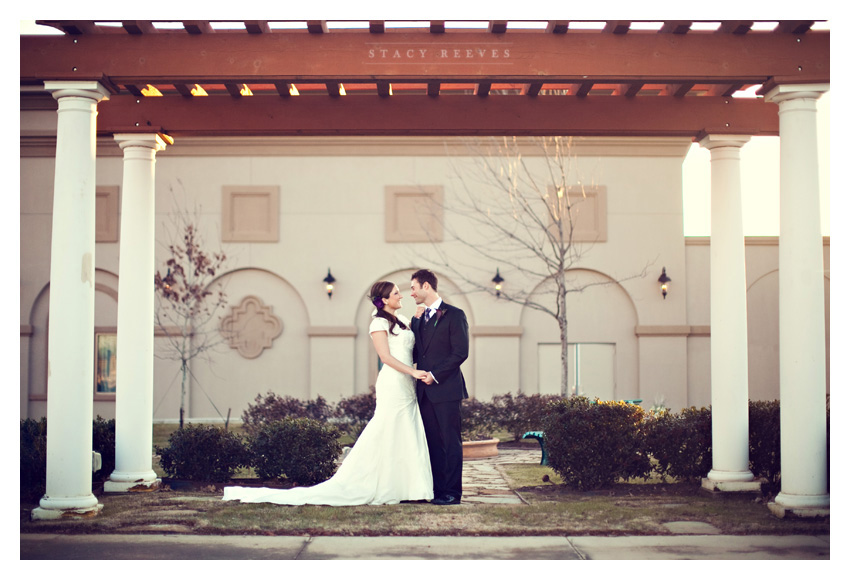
[684,238,830,408]
[20,111,829,421]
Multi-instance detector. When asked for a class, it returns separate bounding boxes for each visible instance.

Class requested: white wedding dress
[222,314,433,505]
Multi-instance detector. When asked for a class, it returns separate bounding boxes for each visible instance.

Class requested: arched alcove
[747,270,830,400]
[154,267,310,422]
[25,269,120,419]
[519,268,639,400]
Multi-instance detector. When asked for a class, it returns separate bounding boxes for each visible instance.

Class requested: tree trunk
[558,283,570,397]
[179,362,188,429]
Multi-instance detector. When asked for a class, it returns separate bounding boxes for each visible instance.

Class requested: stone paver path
[461,447,540,505]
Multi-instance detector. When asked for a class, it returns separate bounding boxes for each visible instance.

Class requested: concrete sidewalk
[21,533,830,560]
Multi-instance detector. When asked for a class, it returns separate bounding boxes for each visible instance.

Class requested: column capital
[43,81,111,103]
[697,134,751,150]
[114,133,172,152]
[762,83,829,104]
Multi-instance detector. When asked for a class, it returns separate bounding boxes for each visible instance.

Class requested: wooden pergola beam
[522,83,543,96]
[121,21,157,35]
[775,21,815,34]
[174,84,194,97]
[91,94,781,138]
[182,21,213,35]
[307,21,328,34]
[716,21,754,35]
[489,21,508,34]
[666,83,696,97]
[603,21,631,35]
[430,21,445,34]
[274,82,293,97]
[21,31,828,85]
[615,83,644,97]
[547,21,570,34]
[659,21,692,35]
[244,21,271,34]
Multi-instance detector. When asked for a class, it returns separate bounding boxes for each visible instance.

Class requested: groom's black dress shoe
[431,495,461,505]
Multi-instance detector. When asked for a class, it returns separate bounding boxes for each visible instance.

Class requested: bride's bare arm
[371,330,429,380]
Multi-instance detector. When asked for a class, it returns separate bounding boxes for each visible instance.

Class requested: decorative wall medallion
[220,295,283,359]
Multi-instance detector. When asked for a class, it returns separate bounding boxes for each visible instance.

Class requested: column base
[702,477,764,493]
[104,470,161,493]
[32,495,103,520]
[705,468,755,482]
[768,492,830,518]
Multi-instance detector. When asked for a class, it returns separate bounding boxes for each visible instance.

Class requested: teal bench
[522,431,548,466]
[523,399,643,466]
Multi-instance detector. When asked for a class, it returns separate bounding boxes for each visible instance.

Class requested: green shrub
[242,391,336,436]
[247,418,341,486]
[92,415,116,482]
[20,417,119,500]
[748,399,830,493]
[542,397,652,490]
[335,387,376,441]
[748,400,781,491]
[20,418,47,502]
[644,406,712,482]
[461,398,500,441]
[491,392,563,441]
[156,424,249,482]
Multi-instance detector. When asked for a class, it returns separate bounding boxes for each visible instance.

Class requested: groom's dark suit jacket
[411,302,469,403]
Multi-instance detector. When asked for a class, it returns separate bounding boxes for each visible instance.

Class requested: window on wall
[94,329,117,400]
[385,185,444,242]
[538,342,615,399]
[96,186,120,242]
[546,185,607,243]
[221,186,280,242]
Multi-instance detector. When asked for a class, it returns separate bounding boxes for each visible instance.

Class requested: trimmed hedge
[644,406,713,482]
[20,416,117,502]
[247,418,341,485]
[156,424,250,482]
[20,418,47,502]
[335,387,376,441]
[92,416,116,482]
[461,397,500,441]
[748,400,781,491]
[542,397,652,491]
[241,392,336,436]
[491,392,563,441]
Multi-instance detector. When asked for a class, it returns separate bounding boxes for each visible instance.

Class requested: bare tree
[421,136,650,396]
[154,202,228,428]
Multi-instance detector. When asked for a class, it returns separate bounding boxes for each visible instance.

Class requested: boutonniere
[434,308,447,326]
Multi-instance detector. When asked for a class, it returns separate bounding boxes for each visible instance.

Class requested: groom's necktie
[423,309,432,324]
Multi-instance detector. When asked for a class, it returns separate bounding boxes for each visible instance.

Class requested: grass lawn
[21,426,827,537]
[21,459,829,537]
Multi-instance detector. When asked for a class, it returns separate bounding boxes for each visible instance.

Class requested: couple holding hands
[223,269,469,506]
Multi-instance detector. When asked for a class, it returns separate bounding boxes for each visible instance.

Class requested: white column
[765,84,830,514]
[105,134,170,493]
[32,81,110,520]
[699,134,757,490]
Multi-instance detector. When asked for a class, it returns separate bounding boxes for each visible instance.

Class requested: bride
[222,281,434,505]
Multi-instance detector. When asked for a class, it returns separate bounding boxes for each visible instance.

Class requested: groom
[410,269,469,505]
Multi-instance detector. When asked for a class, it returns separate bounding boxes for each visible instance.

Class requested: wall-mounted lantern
[492,268,505,297]
[323,268,336,299]
[658,267,671,299]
